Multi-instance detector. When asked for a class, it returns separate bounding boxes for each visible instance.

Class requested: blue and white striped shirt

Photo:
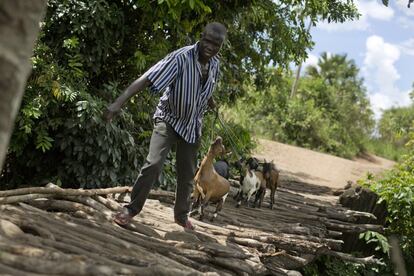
[143,42,220,143]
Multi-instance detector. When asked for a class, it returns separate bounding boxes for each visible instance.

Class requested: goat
[233,156,260,200]
[236,166,266,208]
[236,167,258,207]
[191,137,230,221]
[262,160,280,209]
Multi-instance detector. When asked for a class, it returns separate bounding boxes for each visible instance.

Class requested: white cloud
[363,35,411,118]
[363,0,395,20]
[318,0,394,32]
[399,38,414,56]
[303,53,319,69]
[395,0,414,16]
[397,16,414,29]
[370,92,411,120]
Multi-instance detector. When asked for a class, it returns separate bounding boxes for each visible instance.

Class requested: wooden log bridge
[0,182,383,275]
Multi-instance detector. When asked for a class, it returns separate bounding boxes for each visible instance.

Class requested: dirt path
[254,138,395,191]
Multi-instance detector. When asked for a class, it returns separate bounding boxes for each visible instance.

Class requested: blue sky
[302,0,414,119]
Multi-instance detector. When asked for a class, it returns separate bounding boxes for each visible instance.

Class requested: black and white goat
[235,157,266,208]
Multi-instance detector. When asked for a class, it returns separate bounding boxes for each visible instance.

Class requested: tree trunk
[0,0,48,170]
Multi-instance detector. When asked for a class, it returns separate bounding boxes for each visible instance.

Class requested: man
[104,22,227,230]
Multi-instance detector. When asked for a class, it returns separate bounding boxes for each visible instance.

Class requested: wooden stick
[0,186,131,198]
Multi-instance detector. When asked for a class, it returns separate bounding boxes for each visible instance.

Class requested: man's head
[199,22,227,61]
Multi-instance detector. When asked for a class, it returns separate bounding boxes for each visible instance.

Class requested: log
[0,194,54,204]
[226,237,276,254]
[148,190,176,204]
[262,251,311,270]
[323,219,384,233]
[92,195,121,211]
[211,256,256,275]
[0,186,131,197]
[0,263,44,276]
[322,250,384,266]
[25,199,108,220]
[0,251,118,275]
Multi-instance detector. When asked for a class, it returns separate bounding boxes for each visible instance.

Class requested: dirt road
[254,138,395,190]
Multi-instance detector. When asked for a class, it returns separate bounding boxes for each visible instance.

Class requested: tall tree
[305,53,375,154]
[0,0,47,171]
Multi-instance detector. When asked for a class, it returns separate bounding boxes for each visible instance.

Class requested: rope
[210,109,219,142]
[206,107,244,162]
[216,113,243,161]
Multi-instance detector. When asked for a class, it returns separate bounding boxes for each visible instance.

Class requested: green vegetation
[367,103,414,161]
[360,134,414,264]
[225,53,375,159]
[302,255,393,276]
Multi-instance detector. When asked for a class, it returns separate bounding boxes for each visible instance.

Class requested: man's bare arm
[104,76,152,121]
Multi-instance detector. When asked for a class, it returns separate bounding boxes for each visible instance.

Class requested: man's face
[199,30,224,60]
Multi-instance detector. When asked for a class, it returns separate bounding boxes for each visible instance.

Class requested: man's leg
[126,120,177,215]
[174,137,200,224]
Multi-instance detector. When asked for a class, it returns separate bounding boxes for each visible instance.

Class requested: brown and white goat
[191,137,230,221]
[262,160,279,209]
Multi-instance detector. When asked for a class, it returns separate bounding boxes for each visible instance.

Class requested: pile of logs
[0,183,384,275]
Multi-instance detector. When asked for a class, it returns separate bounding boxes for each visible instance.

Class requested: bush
[360,131,414,264]
[301,255,392,276]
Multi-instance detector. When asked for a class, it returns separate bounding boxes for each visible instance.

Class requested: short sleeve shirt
[143,42,220,143]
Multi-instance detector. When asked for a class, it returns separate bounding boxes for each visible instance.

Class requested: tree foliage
[378,106,414,147]
[225,53,374,158]
[366,85,414,161]
[360,130,414,265]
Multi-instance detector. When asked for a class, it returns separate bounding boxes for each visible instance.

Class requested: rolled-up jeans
[126,119,200,223]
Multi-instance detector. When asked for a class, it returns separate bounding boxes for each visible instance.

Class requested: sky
[302,0,414,119]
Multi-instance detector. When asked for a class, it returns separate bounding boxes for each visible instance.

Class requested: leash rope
[206,106,244,162]
[216,113,243,161]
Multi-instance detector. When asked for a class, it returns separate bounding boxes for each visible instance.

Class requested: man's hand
[103,102,122,122]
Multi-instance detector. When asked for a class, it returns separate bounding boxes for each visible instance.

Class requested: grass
[365,139,407,162]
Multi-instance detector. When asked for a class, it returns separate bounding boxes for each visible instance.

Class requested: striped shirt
[143,42,220,143]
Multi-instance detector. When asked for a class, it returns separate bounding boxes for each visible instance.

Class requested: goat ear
[264,159,267,163]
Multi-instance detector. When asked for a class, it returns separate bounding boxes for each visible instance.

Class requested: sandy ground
[254,138,396,190]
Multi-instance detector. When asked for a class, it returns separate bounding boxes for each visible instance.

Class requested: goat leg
[259,187,266,208]
[199,193,212,221]
[270,188,276,210]
[246,189,256,208]
[211,193,228,222]
[235,191,243,208]
[189,196,201,217]
[254,188,265,208]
